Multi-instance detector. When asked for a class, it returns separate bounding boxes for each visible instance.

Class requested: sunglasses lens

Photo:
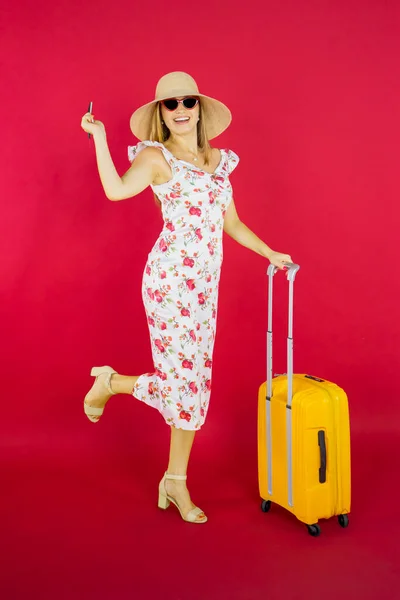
[183,97,198,109]
[163,99,179,111]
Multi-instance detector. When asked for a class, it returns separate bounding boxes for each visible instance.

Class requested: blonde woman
[81,72,293,524]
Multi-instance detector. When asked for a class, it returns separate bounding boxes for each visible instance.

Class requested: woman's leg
[109,374,139,395]
[167,426,195,475]
[164,427,206,521]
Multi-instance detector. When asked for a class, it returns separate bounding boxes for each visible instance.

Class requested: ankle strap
[165,472,187,481]
[105,372,116,395]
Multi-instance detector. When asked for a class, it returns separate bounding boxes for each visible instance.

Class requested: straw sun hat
[129,71,232,141]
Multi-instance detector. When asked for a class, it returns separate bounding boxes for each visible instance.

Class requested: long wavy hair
[148,99,212,207]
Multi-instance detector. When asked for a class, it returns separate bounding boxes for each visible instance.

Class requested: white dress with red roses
[127,141,239,430]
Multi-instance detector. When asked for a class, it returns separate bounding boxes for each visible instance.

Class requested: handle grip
[267,262,300,281]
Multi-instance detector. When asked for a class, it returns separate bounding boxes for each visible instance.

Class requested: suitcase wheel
[338,514,349,528]
[260,500,271,513]
[307,524,321,537]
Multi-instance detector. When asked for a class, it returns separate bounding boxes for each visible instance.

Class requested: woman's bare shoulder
[131,146,171,185]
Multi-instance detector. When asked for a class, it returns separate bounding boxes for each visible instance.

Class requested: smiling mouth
[174,117,190,123]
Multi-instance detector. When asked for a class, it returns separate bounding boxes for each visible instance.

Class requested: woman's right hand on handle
[81,112,106,138]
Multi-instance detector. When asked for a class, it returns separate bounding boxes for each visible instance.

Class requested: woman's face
[160,96,200,136]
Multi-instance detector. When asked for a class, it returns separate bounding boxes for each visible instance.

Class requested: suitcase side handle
[318,430,327,484]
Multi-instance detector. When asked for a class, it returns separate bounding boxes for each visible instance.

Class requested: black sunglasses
[161,97,199,111]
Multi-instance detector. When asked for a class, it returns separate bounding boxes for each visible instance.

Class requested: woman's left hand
[268,251,293,270]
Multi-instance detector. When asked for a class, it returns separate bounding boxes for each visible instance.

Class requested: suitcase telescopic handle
[266,262,300,404]
[266,261,300,504]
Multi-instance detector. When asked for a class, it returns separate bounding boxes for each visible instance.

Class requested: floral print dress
[127,141,239,430]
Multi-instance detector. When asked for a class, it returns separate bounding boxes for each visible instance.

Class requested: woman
[81,71,293,524]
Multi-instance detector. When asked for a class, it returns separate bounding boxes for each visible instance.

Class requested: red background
[1,1,399,598]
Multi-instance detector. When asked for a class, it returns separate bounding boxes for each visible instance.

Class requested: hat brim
[130,92,232,141]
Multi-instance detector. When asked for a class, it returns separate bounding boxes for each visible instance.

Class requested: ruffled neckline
[151,141,225,177]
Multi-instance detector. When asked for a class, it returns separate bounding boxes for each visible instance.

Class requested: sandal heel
[158,492,170,510]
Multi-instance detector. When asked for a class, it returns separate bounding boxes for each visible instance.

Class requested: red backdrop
[1,1,400,597]
[2,0,398,444]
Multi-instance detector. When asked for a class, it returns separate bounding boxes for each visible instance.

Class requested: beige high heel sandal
[84,366,117,422]
[158,472,208,524]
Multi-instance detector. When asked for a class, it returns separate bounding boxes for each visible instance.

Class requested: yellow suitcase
[258,264,351,536]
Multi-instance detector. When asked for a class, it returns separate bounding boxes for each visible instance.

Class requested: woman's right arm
[81,112,161,201]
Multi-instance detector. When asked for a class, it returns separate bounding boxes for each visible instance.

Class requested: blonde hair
[148,100,212,207]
